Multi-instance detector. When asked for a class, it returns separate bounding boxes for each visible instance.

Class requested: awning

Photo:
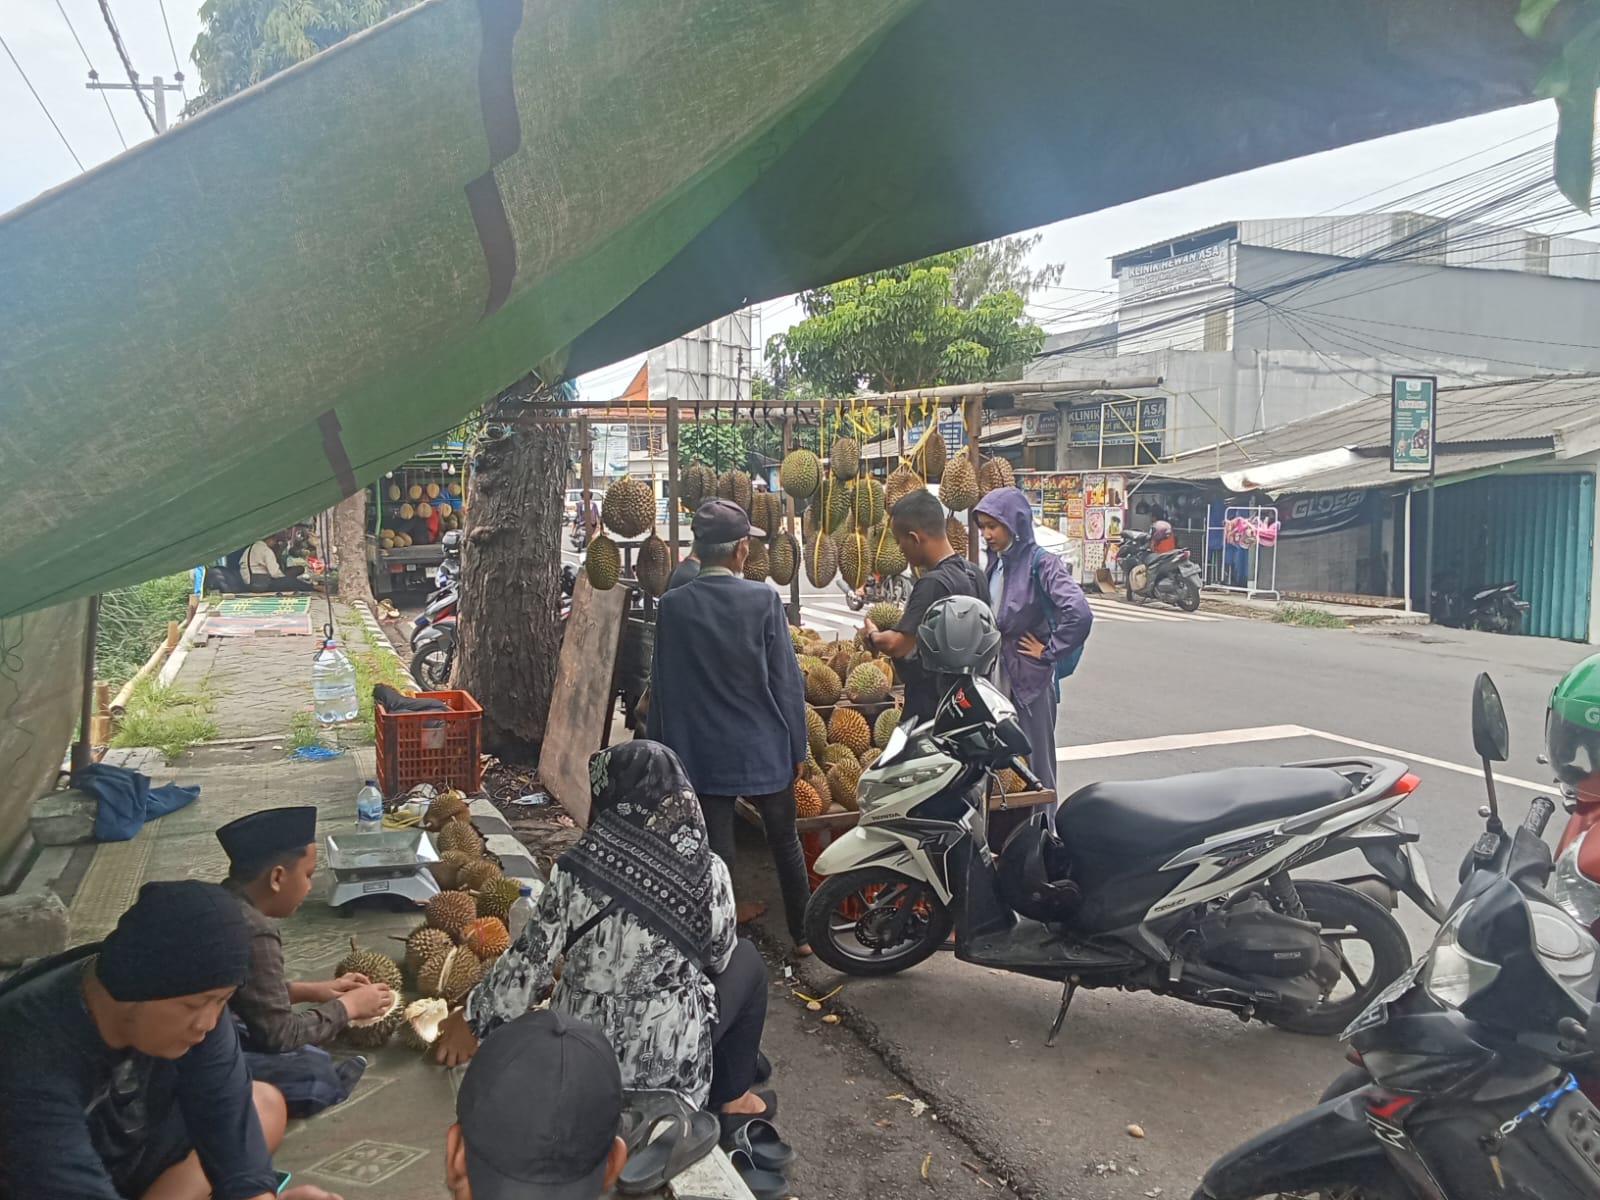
[0,0,1551,616]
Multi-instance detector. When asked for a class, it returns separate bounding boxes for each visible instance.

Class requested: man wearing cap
[445,1010,627,1200]
[0,879,340,1200]
[646,498,812,956]
[218,807,394,1117]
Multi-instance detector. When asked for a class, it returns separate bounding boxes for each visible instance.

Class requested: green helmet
[1548,653,1600,787]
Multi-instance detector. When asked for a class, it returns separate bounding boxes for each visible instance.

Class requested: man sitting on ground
[219,807,394,1116]
[241,534,317,592]
[445,1010,628,1200]
[0,879,340,1200]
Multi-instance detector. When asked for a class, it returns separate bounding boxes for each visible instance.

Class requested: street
[744,586,1583,1200]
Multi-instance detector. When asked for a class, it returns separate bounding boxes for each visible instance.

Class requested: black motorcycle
[1119,528,1202,612]
[1430,575,1530,635]
[1195,673,1600,1200]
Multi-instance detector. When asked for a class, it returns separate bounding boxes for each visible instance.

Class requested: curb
[355,600,420,689]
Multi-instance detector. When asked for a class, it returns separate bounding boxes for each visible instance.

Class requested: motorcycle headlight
[857,762,953,811]
[1554,831,1600,936]
[1421,904,1501,1009]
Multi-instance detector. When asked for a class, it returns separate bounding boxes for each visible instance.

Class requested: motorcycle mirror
[1471,673,1511,763]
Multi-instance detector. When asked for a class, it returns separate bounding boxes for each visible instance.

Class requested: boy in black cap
[218,806,393,1116]
[0,879,340,1200]
[446,1010,627,1200]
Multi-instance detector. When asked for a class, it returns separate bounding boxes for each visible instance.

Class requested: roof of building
[1153,373,1600,494]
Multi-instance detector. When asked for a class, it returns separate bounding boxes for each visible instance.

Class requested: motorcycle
[1196,673,1600,1200]
[837,570,912,612]
[1430,575,1530,635]
[409,584,458,649]
[1119,528,1202,612]
[803,673,1437,1039]
[411,567,576,689]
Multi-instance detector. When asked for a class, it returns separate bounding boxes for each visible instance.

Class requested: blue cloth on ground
[72,762,200,842]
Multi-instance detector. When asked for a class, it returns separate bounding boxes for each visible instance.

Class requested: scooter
[1119,528,1202,611]
[409,584,458,649]
[1430,575,1530,634]
[412,568,576,688]
[837,570,912,611]
[804,675,1439,1040]
[1196,674,1600,1200]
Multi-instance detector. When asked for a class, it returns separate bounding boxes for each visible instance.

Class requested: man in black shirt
[862,488,990,724]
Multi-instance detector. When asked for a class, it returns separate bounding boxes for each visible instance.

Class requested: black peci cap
[691,498,762,542]
[216,806,318,874]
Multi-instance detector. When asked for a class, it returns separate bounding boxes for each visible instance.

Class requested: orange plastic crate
[375,689,483,797]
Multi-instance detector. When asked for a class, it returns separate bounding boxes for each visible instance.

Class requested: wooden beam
[964,395,983,564]
[666,398,682,554]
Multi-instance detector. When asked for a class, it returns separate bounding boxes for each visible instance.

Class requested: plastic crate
[376,689,483,797]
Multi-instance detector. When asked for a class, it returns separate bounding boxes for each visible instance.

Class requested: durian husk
[457,858,502,893]
[438,821,484,857]
[343,992,405,1049]
[419,946,484,1003]
[398,997,451,1050]
[431,849,474,890]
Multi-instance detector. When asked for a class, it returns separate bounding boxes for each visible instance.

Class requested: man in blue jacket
[646,499,812,956]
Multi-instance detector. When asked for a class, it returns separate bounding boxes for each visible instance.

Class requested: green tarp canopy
[0,0,1550,617]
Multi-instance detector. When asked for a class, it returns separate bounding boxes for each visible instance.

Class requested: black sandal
[720,1115,794,1173]
[615,1110,719,1196]
[728,1147,789,1200]
[619,1091,686,1156]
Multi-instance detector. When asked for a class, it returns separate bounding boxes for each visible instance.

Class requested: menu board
[1084,474,1108,506]
[1025,472,1084,519]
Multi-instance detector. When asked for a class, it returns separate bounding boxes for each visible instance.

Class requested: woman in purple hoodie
[972,487,1093,833]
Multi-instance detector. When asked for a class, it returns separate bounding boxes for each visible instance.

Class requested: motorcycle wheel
[1125,565,1151,605]
[805,868,953,977]
[411,644,454,689]
[1260,881,1410,1038]
[1175,577,1202,612]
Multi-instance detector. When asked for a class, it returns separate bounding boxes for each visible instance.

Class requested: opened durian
[335,938,404,992]
[343,990,404,1048]
[398,997,450,1050]
[418,945,483,1002]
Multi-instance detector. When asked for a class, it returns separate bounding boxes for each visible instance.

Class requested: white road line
[1087,598,1223,623]
[1293,725,1549,793]
[1083,608,1156,624]
[1055,725,1310,763]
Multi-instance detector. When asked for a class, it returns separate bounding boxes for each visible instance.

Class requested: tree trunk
[454,385,569,757]
[330,491,376,608]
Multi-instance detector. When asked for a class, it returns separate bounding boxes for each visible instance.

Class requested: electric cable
[55,0,127,148]
[2,34,85,169]
[96,0,157,133]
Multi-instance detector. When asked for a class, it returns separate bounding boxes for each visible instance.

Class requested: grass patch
[348,646,415,743]
[287,709,321,752]
[1272,604,1349,629]
[97,572,194,690]
[110,677,218,760]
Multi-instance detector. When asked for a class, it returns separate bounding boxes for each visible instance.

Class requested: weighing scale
[326,830,442,909]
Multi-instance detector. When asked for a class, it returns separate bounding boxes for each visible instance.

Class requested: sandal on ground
[728,1147,789,1200]
[719,1116,794,1173]
[620,1091,687,1156]
[615,1110,719,1195]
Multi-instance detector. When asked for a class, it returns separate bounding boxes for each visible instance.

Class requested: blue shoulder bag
[1029,546,1086,683]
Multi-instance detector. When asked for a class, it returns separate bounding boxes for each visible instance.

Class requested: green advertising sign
[1391,375,1437,474]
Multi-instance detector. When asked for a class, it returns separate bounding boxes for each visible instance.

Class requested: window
[1392,213,1447,266]
[1526,235,1551,275]
[628,425,664,453]
[1202,309,1229,351]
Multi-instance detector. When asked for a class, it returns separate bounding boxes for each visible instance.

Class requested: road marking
[1056,724,1309,762]
[1087,597,1226,623]
[1293,725,1549,793]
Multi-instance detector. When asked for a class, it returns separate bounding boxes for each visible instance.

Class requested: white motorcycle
[804,676,1440,1040]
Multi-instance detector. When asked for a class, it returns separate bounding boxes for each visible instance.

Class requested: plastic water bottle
[356,779,384,834]
[506,886,536,943]
[311,638,359,724]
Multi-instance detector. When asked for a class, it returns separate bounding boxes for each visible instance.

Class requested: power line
[96,0,157,134]
[54,0,127,149]
[153,0,187,103]
[1,34,84,170]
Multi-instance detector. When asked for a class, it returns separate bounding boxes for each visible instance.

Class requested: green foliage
[678,419,747,470]
[111,679,218,760]
[1516,0,1600,211]
[1271,605,1348,630]
[96,573,194,690]
[768,248,1046,395]
[950,234,1066,310]
[286,708,320,751]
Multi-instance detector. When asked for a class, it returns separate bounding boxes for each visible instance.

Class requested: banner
[1391,376,1437,473]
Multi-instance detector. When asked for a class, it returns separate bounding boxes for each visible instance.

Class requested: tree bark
[330,491,376,608]
[453,384,569,758]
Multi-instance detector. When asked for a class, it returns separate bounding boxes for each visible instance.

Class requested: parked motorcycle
[838,570,912,611]
[803,673,1436,1039]
[1430,574,1529,634]
[411,566,576,689]
[1119,528,1202,611]
[1195,674,1600,1200]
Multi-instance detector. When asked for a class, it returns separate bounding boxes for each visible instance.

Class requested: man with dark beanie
[0,880,341,1200]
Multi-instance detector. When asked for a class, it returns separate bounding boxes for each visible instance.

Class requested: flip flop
[720,1116,795,1173]
[728,1147,789,1200]
[615,1110,719,1196]
[619,1092,686,1156]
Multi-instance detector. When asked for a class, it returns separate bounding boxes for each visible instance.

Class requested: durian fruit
[852,479,886,529]
[838,532,870,590]
[770,533,799,586]
[804,664,843,707]
[425,890,479,940]
[386,483,402,502]
[823,744,859,769]
[458,858,502,892]
[846,663,891,703]
[682,463,715,511]
[461,916,511,962]
[398,997,450,1050]
[344,991,405,1048]
[427,482,442,500]
[874,657,896,687]
[790,626,819,654]
[827,759,863,811]
[743,540,770,582]
[404,925,455,973]
[752,492,782,537]
[400,502,416,520]
[946,514,969,556]
[779,449,821,499]
[418,945,484,1003]
[636,533,673,598]
[475,876,522,923]
[432,849,474,890]
[424,791,470,831]
[923,427,948,483]
[980,456,1016,495]
[449,482,463,498]
[795,778,826,818]
[859,748,880,770]
[805,707,829,763]
[797,654,826,676]
[416,502,434,519]
[602,476,656,538]
[438,821,484,858]
[829,707,873,754]
[825,484,854,532]
[885,465,921,509]
[941,457,980,512]
[865,602,904,632]
[717,470,754,514]
[831,437,861,481]
[409,484,424,502]
[874,706,902,749]
[871,528,908,578]
[805,532,839,587]
[336,938,405,992]
[586,534,622,591]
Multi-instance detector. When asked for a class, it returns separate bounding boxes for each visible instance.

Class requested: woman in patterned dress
[434,740,771,1116]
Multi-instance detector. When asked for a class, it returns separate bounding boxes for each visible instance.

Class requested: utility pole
[87,72,184,133]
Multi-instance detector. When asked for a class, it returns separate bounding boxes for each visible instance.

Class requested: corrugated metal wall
[1424,472,1595,640]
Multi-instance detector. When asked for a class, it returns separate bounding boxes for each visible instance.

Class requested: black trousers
[708,938,768,1107]
[699,786,811,945]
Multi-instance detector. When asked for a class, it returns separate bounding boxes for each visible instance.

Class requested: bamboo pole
[666,398,682,555]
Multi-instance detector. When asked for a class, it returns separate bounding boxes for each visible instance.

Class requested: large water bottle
[506,886,537,944]
[311,638,359,724]
[356,779,384,834]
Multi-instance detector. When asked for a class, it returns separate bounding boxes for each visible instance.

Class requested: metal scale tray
[326,830,441,908]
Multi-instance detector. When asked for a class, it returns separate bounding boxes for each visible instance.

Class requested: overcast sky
[2,3,1572,401]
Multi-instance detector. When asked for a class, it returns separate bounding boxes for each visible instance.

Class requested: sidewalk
[1198,591,1429,627]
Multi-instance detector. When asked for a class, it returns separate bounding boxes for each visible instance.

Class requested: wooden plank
[540,573,628,827]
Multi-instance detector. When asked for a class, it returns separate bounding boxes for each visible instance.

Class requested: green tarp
[0,0,1550,617]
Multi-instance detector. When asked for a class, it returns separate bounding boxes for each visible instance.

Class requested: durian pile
[789,624,904,821]
[379,478,463,550]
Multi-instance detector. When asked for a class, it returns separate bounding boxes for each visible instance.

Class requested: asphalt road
[737,592,1585,1200]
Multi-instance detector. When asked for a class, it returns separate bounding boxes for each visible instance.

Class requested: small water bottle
[311,638,359,724]
[356,779,384,834]
[506,886,536,943]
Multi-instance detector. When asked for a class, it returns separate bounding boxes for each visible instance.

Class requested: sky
[1,3,1575,402]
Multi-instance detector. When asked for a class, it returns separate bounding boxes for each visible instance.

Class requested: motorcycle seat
[1055,767,1357,858]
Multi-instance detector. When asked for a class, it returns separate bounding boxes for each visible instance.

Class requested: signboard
[1279,489,1377,539]
[1018,472,1082,517]
[1390,376,1436,474]
[1120,241,1231,301]
[905,416,968,451]
[1021,411,1060,439]
[590,423,631,477]
[1066,397,1167,447]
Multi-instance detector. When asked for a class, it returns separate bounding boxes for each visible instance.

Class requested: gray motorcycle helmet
[916,594,1000,675]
